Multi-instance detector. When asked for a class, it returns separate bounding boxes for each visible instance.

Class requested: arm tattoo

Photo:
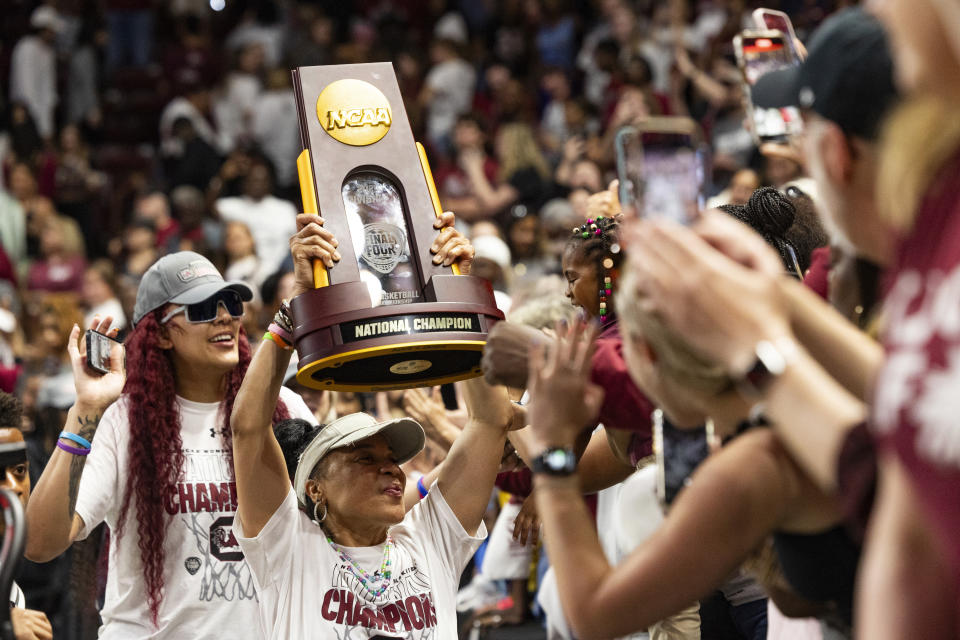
[67,414,101,518]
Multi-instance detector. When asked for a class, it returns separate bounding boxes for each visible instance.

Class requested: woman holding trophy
[230,211,515,638]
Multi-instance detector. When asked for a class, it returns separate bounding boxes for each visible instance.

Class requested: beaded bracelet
[262,331,293,350]
[274,300,294,335]
[416,476,429,499]
[57,441,90,457]
[59,431,92,449]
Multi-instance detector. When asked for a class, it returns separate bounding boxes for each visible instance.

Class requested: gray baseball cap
[132,251,254,326]
[293,412,425,506]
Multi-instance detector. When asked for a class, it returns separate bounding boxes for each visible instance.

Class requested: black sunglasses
[160,290,244,324]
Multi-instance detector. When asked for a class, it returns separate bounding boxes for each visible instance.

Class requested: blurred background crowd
[0,0,849,637]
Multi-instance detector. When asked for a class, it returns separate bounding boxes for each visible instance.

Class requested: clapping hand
[624,211,792,375]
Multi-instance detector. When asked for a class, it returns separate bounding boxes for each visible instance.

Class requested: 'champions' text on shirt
[321,588,437,633]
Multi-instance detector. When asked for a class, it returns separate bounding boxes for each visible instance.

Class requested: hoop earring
[313,501,327,525]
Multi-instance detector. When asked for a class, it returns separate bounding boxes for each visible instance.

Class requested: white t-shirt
[480,500,530,581]
[251,90,300,188]
[10,35,57,138]
[235,484,486,639]
[75,387,314,639]
[424,58,476,142]
[216,195,298,276]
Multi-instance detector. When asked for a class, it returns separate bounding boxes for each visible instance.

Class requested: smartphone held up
[85,329,121,375]
[615,117,707,226]
[752,8,801,57]
[734,29,803,145]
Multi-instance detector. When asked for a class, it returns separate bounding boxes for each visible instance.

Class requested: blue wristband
[416,476,429,499]
[59,431,92,449]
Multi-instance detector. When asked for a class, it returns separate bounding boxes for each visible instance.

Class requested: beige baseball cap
[293,412,425,506]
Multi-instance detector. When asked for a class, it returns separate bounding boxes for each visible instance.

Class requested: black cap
[752,8,898,140]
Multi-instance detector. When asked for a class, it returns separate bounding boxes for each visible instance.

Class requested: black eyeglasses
[160,290,244,324]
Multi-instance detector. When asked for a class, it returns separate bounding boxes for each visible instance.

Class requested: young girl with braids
[24,251,315,638]
[486,214,655,500]
[560,213,656,464]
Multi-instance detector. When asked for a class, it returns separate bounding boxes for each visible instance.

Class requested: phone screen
[86,329,119,375]
[739,34,803,142]
[616,127,705,226]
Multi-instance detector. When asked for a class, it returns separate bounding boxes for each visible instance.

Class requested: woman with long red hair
[24,250,314,638]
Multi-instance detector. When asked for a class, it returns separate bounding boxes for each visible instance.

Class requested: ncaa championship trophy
[290,62,503,391]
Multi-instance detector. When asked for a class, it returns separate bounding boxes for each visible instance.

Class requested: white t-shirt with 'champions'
[74,387,314,639]
[235,483,486,639]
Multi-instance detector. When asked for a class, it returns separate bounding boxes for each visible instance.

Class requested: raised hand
[690,209,785,276]
[625,214,792,375]
[66,316,125,411]
[402,387,460,449]
[526,321,604,450]
[562,136,586,164]
[513,492,541,546]
[585,180,621,221]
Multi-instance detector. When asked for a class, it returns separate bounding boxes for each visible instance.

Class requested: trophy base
[291,275,503,391]
[296,339,485,391]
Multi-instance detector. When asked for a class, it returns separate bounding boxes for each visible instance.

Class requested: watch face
[546,449,569,469]
[533,447,576,476]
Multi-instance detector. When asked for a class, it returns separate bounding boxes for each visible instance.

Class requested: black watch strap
[531,447,577,476]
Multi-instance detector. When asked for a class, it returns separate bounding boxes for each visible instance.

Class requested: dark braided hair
[783,185,829,272]
[566,215,623,321]
[719,187,802,277]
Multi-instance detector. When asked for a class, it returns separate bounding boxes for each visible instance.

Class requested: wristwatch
[737,337,798,398]
[531,447,577,477]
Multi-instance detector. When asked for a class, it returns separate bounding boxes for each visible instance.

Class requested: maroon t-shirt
[872,149,960,591]
[591,322,655,460]
[26,256,86,293]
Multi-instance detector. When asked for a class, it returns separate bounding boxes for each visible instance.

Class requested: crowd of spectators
[0,0,865,638]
